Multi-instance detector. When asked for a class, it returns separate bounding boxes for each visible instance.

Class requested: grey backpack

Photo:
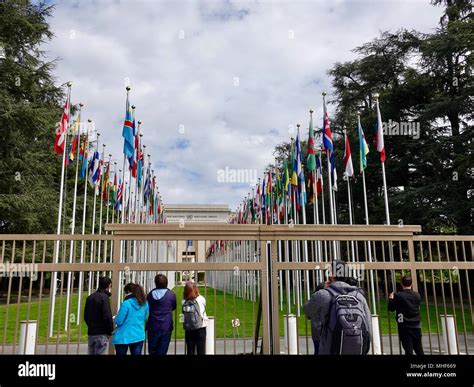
[182,299,202,331]
[324,286,370,355]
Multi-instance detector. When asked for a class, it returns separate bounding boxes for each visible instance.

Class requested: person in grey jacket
[304,261,372,355]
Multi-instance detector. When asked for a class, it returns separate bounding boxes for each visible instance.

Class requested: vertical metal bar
[445,241,460,353]
[13,241,26,354]
[271,240,280,355]
[24,241,36,355]
[419,241,433,354]
[110,235,121,355]
[260,240,271,354]
[1,240,12,354]
[428,241,442,354]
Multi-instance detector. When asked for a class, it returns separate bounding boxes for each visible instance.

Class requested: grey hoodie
[303,281,372,354]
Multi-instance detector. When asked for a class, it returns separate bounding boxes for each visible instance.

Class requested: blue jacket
[112,297,149,345]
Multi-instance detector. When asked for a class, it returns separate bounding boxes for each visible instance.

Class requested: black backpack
[324,286,371,355]
[182,299,202,331]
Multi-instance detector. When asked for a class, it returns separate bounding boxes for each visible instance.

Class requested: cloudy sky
[44,0,442,210]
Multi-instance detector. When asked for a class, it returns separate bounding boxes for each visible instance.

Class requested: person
[303,280,328,355]
[182,281,208,355]
[303,261,372,355]
[84,276,114,355]
[146,274,177,355]
[112,283,149,355]
[388,276,424,355]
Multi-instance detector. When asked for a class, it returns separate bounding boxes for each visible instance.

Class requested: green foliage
[0,0,63,233]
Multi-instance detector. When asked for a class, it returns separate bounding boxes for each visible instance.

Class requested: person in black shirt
[84,277,114,355]
[388,276,424,355]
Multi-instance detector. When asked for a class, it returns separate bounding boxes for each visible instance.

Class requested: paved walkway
[2,334,472,355]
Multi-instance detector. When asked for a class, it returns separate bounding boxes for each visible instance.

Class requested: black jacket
[84,289,114,336]
[388,289,422,327]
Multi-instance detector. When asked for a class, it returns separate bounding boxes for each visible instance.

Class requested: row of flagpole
[49,84,168,336]
[205,92,394,321]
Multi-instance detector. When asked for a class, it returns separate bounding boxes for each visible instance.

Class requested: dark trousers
[115,341,144,355]
[313,339,320,355]
[185,327,206,355]
[398,325,424,355]
[148,330,173,355]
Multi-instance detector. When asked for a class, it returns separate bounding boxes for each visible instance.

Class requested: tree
[0,0,63,233]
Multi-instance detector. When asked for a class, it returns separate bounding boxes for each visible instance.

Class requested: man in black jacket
[84,277,114,355]
[388,276,424,355]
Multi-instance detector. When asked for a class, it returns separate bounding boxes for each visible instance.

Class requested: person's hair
[154,274,168,289]
[331,260,347,282]
[401,276,413,288]
[98,277,111,290]
[124,283,134,294]
[130,283,146,305]
[183,281,200,301]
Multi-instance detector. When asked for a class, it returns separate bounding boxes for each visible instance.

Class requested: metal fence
[0,224,472,355]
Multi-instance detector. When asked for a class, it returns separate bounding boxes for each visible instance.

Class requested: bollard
[441,315,458,354]
[371,315,382,354]
[283,314,298,354]
[205,317,215,355]
[19,320,37,355]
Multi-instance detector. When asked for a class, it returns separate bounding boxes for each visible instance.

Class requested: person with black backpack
[304,260,372,355]
[182,281,208,355]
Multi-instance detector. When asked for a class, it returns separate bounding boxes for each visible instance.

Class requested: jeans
[148,330,173,355]
[398,325,424,355]
[88,335,109,355]
[115,341,144,355]
[185,327,206,355]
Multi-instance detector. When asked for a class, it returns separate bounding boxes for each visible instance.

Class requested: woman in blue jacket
[113,283,149,355]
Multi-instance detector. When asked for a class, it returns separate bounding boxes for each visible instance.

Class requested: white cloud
[45,0,442,210]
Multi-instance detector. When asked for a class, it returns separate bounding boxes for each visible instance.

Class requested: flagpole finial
[132,105,136,110]
[79,102,84,108]
[296,123,300,128]
[87,118,92,123]
[109,153,112,158]
[309,109,314,114]
[139,133,143,138]
[138,120,141,125]
[374,92,380,99]
[67,81,72,87]
[322,91,327,97]
[126,86,131,91]
[97,132,100,138]
[357,111,361,116]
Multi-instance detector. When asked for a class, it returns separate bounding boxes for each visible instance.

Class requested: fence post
[260,239,271,354]
[271,239,281,355]
[109,235,121,355]
[407,232,418,292]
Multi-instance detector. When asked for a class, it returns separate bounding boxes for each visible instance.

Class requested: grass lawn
[0,286,472,344]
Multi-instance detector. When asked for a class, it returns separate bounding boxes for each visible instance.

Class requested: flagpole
[103,153,112,269]
[64,102,83,332]
[109,161,117,268]
[375,93,395,292]
[88,132,100,296]
[323,94,337,263]
[76,118,92,324]
[96,143,106,289]
[343,128,356,265]
[49,82,72,338]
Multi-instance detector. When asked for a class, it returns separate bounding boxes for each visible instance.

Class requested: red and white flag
[343,131,354,178]
[375,98,386,163]
[54,89,71,155]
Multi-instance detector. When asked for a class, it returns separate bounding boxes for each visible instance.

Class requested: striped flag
[316,154,323,195]
[122,96,135,164]
[375,97,386,163]
[343,131,354,178]
[115,179,123,211]
[88,151,100,187]
[322,101,336,189]
[358,116,370,172]
[54,89,71,155]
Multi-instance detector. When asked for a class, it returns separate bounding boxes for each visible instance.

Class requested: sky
[43,0,442,211]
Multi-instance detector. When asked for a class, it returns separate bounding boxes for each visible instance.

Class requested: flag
[316,154,323,195]
[110,173,117,206]
[66,120,79,165]
[358,116,370,172]
[343,131,354,178]
[322,99,336,189]
[54,89,71,155]
[122,95,135,164]
[306,114,316,171]
[88,151,100,187]
[102,162,110,203]
[78,135,89,180]
[115,179,123,211]
[375,97,386,163]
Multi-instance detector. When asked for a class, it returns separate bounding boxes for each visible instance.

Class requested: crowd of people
[84,274,208,355]
[84,261,424,356]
